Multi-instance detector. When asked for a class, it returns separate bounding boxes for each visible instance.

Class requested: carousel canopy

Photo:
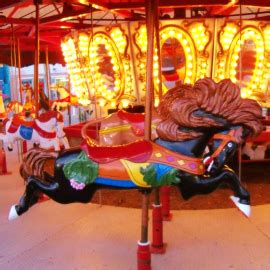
[0,0,270,66]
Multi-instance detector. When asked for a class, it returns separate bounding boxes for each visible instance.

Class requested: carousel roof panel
[0,0,269,66]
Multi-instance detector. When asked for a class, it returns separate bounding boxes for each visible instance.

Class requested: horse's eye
[227,142,233,148]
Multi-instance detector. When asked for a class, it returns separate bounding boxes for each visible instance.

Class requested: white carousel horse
[0,110,70,151]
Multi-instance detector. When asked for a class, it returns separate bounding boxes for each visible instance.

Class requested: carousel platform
[0,149,269,270]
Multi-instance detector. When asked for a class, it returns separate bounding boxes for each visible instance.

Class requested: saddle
[117,110,145,123]
[117,110,145,136]
[81,140,152,164]
[7,115,34,133]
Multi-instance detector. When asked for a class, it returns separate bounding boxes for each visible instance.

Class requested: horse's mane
[157,78,263,141]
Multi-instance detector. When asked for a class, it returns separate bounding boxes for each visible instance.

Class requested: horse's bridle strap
[211,130,237,158]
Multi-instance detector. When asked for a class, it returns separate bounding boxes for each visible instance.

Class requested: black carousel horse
[8,78,262,220]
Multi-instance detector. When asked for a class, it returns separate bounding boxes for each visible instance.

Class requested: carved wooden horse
[0,110,70,151]
[8,78,262,220]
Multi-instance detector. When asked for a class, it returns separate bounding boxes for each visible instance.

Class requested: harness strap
[211,130,238,158]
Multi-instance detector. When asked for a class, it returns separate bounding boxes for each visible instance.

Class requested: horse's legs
[9,175,98,220]
[177,167,250,216]
[9,177,59,220]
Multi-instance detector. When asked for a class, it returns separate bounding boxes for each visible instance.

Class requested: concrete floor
[0,148,270,270]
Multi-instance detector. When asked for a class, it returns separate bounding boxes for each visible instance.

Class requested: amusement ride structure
[0,1,269,269]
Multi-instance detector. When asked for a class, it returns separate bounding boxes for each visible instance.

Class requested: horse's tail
[20,148,58,182]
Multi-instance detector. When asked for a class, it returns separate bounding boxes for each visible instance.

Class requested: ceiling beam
[106,0,270,9]
[107,0,230,9]
[210,1,239,16]
[0,17,35,25]
[0,0,25,10]
[40,6,92,24]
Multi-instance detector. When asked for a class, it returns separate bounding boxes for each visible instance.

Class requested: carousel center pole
[137,1,157,269]
[34,0,40,117]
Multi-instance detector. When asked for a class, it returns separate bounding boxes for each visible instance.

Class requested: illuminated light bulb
[182,39,188,45]
[154,63,159,69]
[161,33,167,39]
[187,71,193,76]
[153,55,158,61]
[241,92,247,98]
[186,47,191,53]
[99,99,106,107]
[188,55,193,61]
[177,33,182,39]
[153,70,159,77]
[111,100,116,108]
[188,63,193,68]
[233,54,239,60]
[198,45,204,51]
[121,99,129,108]
[247,90,253,95]
[169,30,175,36]
[219,74,225,80]
[154,98,160,107]
[185,78,191,84]
[201,62,207,68]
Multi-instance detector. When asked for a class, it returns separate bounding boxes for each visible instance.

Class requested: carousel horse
[0,110,70,151]
[8,78,262,221]
[50,86,78,111]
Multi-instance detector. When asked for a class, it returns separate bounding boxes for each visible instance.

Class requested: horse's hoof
[7,147,13,152]
[8,205,19,221]
[230,196,251,217]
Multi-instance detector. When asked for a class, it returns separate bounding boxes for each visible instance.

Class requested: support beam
[107,0,270,9]
[210,2,238,16]
[40,6,92,24]
[108,0,230,9]
[0,17,34,25]
[0,0,24,10]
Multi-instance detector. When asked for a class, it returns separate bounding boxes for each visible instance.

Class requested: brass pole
[12,25,18,102]
[144,1,155,141]
[34,0,40,116]
[140,0,157,244]
[17,38,23,104]
[154,1,162,101]
[45,45,51,102]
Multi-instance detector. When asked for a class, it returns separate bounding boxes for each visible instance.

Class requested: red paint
[81,140,152,164]
[160,186,173,221]
[151,204,166,254]
[137,242,151,270]
[33,122,56,139]
[38,111,63,123]
[117,110,145,123]
[0,148,11,175]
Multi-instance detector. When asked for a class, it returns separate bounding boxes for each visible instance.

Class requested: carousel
[0,1,269,270]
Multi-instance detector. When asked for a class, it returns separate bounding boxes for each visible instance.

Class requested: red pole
[160,186,173,221]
